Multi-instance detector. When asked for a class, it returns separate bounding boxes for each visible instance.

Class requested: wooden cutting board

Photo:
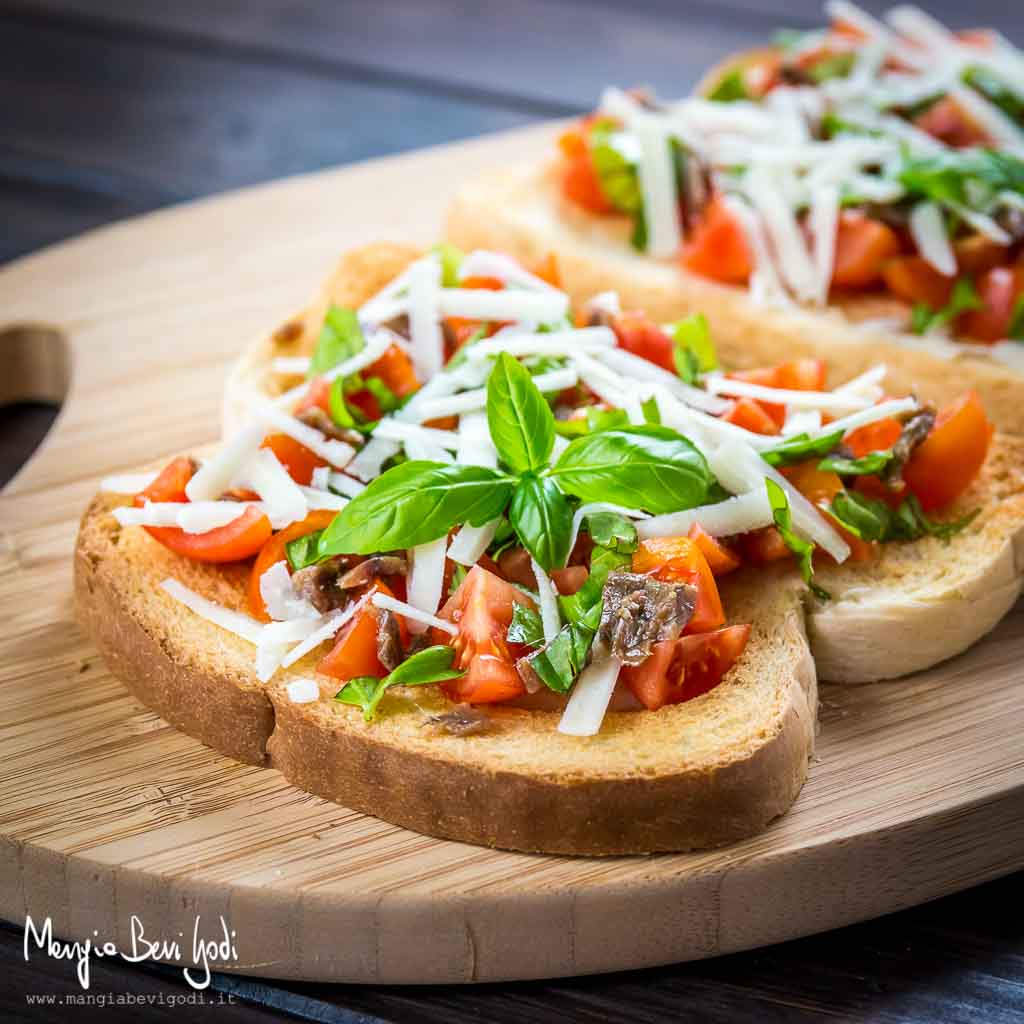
[2,125,1023,986]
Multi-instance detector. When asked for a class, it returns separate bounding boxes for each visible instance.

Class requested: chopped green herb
[585,511,638,554]
[827,490,979,543]
[328,377,359,430]
[433,243,464,287]
[670,313,718,384]
[761,430,844,468]
[523,601,603,694]
[765,479,829,601]
[507,604,544,647]
[641,395,662,424]
[818,450,895,476]
[1009,295,1024,341]
[285,531,324,571]
[899,150,1024,212]
[335,645,464,722]
[708,67,749,103]
[554,406,630,438]
[309,306,364,377]
[558,545,631,626]
[911,277,983,335]
[962,66,1024,124]
[808,52,856,83]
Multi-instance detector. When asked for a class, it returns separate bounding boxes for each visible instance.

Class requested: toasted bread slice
[74,491,816,855]
[445,166,1024,436]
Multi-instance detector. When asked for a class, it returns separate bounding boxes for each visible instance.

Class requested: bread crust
[445,166,1024,436]
[74,490,816,855]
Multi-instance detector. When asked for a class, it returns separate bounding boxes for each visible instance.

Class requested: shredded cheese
[259,561,319,621]
[286,679,320,704]
[253,399,356,468]
[241,448,308,529]
[100,471,158,494]
[636,489,774,539]
[371,592,457,635]
[531,558,562,643]
[448,519,501,566]
[909,201,956,277]
[114,501,255,534]
[407,536,449,631]
[459,250,562,292]
[437,288,569,324]
[185,423,264,502]
[159,578,264,644]
[704,374,869,413]
[557,652,622,736]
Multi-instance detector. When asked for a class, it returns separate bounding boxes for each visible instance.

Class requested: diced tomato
[632,537,725,634]
[247,509,339,621]
[459,275,504,291]
[562,148,614,214]
[915,96,990,148]
[957,266,1024,343]
[722,397,780,435]
[882,257,953,309]
[775,358,827,391]
[831,212,902,289]
[903,390,993,511]
[433,566,534,704]
[740,526,791,564]
[831,16,867,40]
[687,524,741,576]
[681,194,753,284]
[781,461,844,506]
[844,414,903,457]
[620,625,751,711]
[294,376,332,417]
[134,457,272,564]
[496,547,536,591]
[612,312,676,373]
[551,565,588,596]
[261,433,326,486]
[317,583,392,682]
[957,28,996,49]
[365,344,419,399]
[138,456,193,504]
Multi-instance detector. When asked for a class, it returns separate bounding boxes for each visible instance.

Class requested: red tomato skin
[621,625,751,710]
[613,312,676,373]
[831,212,901,289]
[957,267,1024,343]
[366,344,420,399]
[687,524,741,576]
[882,257,954,309]
[903,390,994,511]
[844,415,903,457]
[317,597,388,681]
[247,509,339,621]
[722,397,780,435]
[914,96,990,148]
[681,195,753,284]
[632,537,725,634]
[740,527,791,564]
[294,376,332,417]
[562,150,614,214]
[135,457,272,563]
[261,433,327,486]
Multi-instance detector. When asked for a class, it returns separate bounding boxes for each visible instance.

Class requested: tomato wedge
[135,457,273,564]
[687,524,741,576]
[613,312,676,373]
[740,527,791,564]
[433,565,534,704]
[620,625,751,711]
[781,461,844,507]
[365,344,420,399]
[957,266,1024,343]
[726,359,826,431]
[294,376,331,417]
[632,537,725,634]
[882,257,954,309]
[831,212,901,289]
[562,147,614,214]
[722,397,780,435]
[844,413,903,457]
[261,433,326,486]
[680,194,753,284]
[247,509,339,621]
[903,390,993,511]
[914,96,990,148]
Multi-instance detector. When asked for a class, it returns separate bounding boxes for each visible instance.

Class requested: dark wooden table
[3,1,1024,1020]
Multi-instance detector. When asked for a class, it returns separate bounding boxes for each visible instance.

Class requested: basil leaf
[895,495,980,541]
[554,406,630,438]
[336,646,464,722]
[328,377,359,429]
[448,563,467,597]
[766,479,830,601]
[761,430,844,468]
[361,375,403,415]
[672,314,718,373]
[558,545,631,626]
[641,395,661,424]
[819,450,895,476]
[309,306,364,377]
[286,530,325,572]
[911,277,983,335]
[550,426,711,514]
[508,474,573,571]
[335,676,384,721]
[524,602,603,694]
[899,150,1024,210]
[708,67,749,103]
[319,461,513,555]
[433,243,464,287]
[386,645,464,687]
[589,125,643,214]
[507,604,544,647]
[826,490,893,542]
[585,511,638,553]
[808,51,855,83]
[486,353,555,474]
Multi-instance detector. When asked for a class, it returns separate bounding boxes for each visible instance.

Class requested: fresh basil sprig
[765,479,830,601]
[828,490,979,543]
[508,474,573,572]
[549,425,711,514]
[335,645,464,722]
[309,306,364,378]
[486,352,555,474]
[670,313,717,384]
[585,511,638,553]
[554,406,630,438]
[318,461,514,556]
[761,430,844,468]
[507,604,544,647]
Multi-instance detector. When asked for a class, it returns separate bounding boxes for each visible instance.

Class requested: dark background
[3,1,1024,1021]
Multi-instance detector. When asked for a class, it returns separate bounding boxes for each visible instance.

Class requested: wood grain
[2,125,1024,985]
